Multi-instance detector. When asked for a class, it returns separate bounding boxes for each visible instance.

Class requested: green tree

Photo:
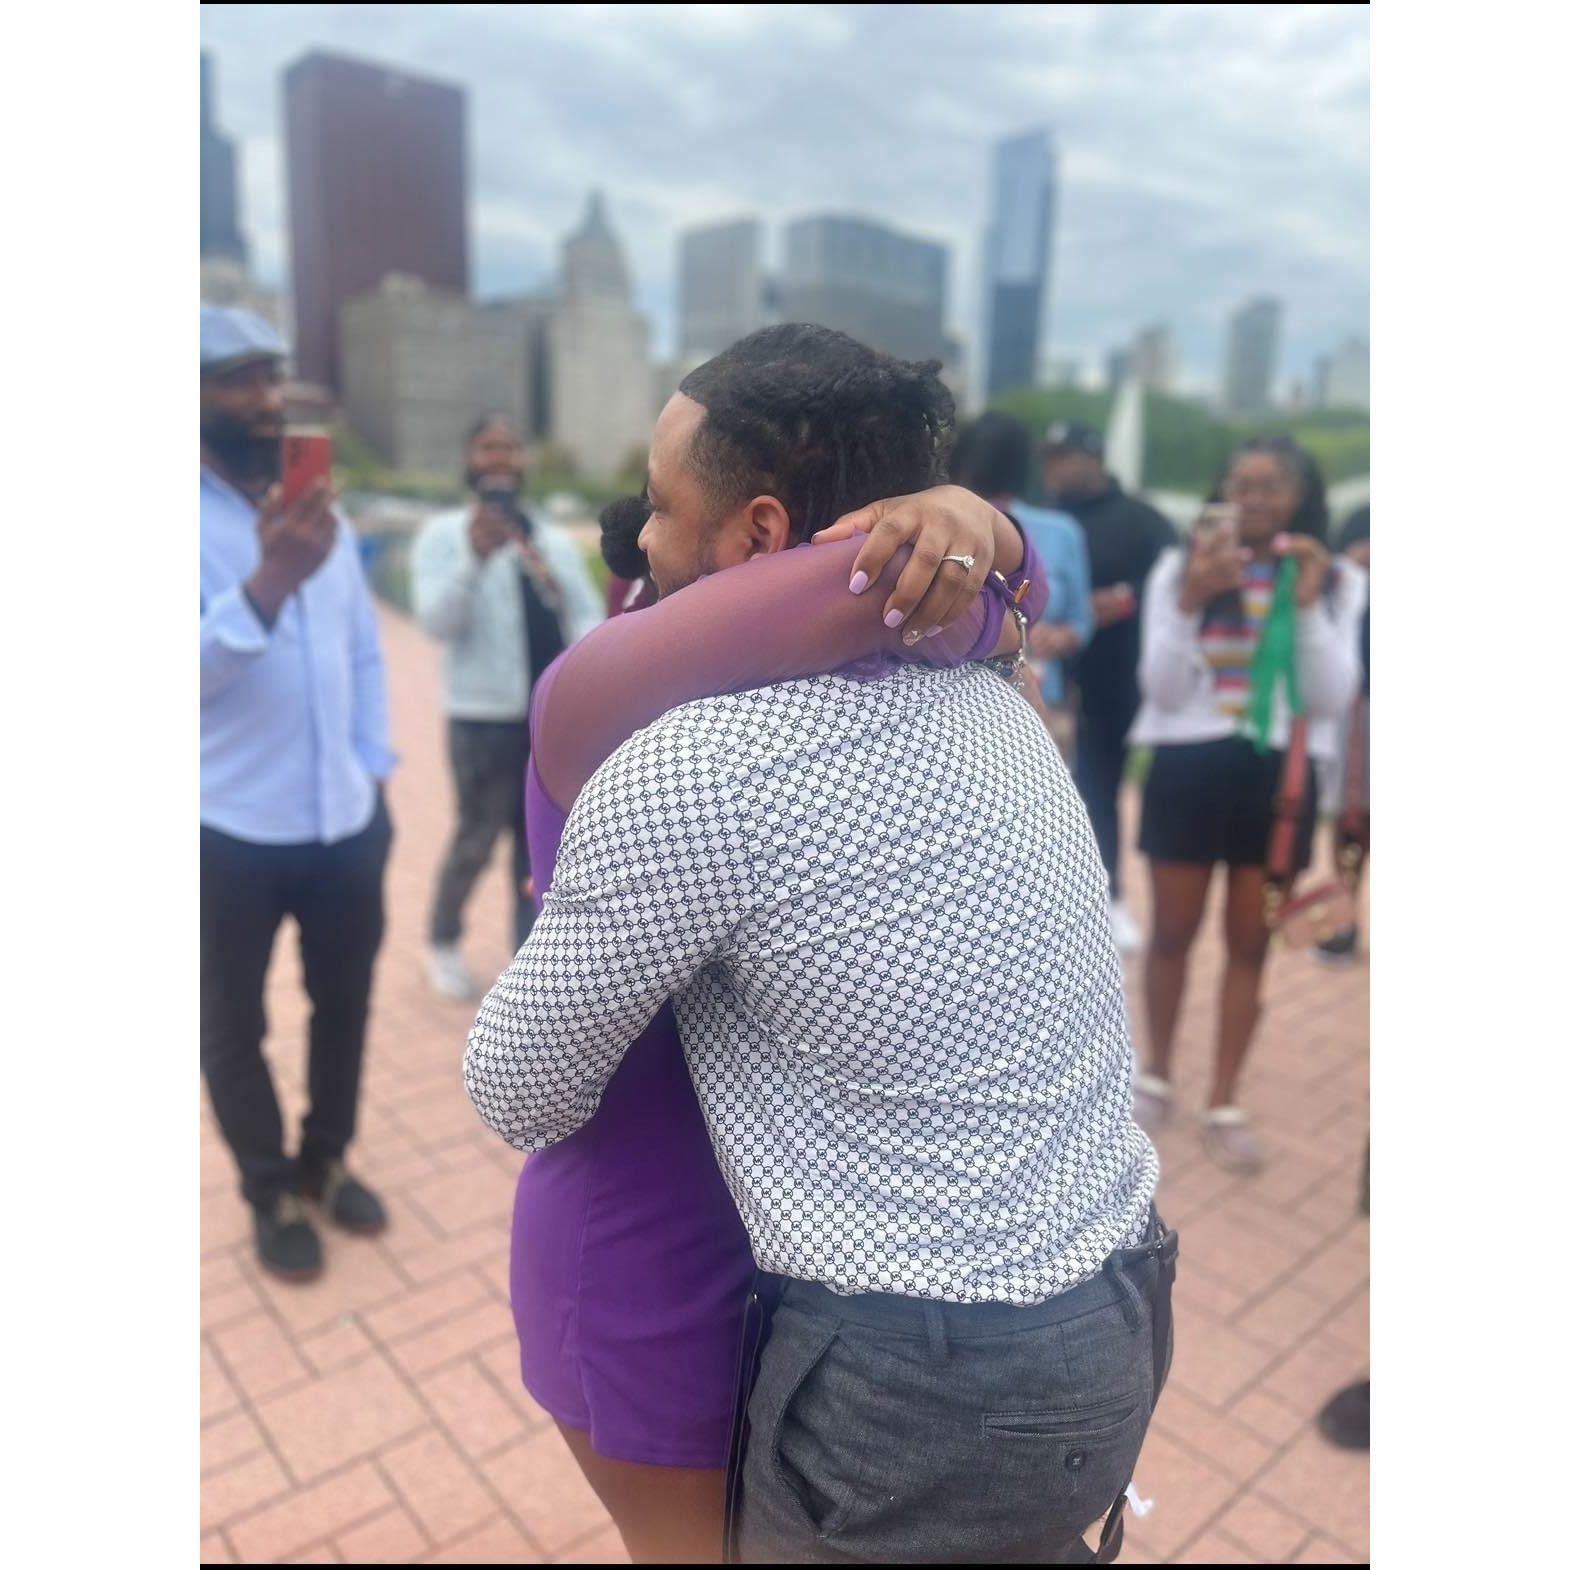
[987,387,1368,497]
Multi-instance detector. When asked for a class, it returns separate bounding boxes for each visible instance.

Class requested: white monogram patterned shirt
[466,665,1158,1304]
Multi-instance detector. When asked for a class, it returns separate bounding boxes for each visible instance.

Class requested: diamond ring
[940,553,977,574]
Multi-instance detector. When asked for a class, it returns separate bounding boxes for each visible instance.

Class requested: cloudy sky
[201,3,1368,392]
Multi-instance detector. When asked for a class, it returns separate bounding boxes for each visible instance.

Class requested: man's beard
[202,413,282,489]
[466,468,525,500]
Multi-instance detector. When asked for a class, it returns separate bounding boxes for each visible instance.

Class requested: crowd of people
[200,301,1369,1561]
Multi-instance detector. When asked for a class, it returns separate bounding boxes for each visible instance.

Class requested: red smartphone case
[281,432,333,505]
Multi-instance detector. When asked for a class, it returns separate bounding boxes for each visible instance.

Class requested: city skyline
[200,4,1368,393]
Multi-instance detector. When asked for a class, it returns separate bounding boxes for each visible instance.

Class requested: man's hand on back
[246,478,337,626]
[812,484,1019,639]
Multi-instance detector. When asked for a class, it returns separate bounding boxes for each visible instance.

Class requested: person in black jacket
[1042,422,1177,954]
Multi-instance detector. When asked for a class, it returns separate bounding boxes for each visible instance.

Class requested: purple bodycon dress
[507,534,1046,1467]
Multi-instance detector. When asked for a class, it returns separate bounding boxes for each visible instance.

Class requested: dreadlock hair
[676,323,955,543]
[948,410,1033,502]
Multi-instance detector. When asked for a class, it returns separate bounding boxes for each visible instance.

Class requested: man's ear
[739,495,793,558]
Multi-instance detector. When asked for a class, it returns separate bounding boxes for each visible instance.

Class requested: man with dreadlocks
[465,325,1172,1564]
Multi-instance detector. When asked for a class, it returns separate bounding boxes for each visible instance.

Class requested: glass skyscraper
[200,52,248,268]
[980,130,1057,400]
[678,219,765,361]
[284,51,470,391]
[1222,296,1284,416]
[779,215,948,366]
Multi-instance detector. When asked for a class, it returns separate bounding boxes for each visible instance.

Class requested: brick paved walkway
[201,606,1369,1565]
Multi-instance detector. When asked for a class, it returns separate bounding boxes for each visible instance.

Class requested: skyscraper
[548,192,654,480]
[1222,296,1284,416]
[284,50,469,391]
[980,130,1057,400]
[1129,324,1177,396]
[779,214,948,365]
[678,219,765,361]
[200,52,247,267]
[1316,335,1370,411]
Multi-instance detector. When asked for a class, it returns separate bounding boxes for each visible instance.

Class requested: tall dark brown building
[284,51,469,391]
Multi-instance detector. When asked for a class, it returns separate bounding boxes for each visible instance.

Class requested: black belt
[721,1213,1179,1565]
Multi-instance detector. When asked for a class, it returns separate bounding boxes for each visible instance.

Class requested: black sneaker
[1313,924,1360,967]
[1317,1379,1370,1450]
[302,1161,387,1236]
[253,1193,323,1282]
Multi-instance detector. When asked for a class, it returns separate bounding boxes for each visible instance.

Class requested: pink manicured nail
[849,571,869,595]
[925,626,945,639]
[884,608,905,628]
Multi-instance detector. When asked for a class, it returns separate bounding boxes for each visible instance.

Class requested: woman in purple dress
[492,342,1049,1561]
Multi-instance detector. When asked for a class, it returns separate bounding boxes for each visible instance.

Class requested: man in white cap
[200,304,394,1281]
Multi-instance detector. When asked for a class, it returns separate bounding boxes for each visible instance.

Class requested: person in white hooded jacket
[411,414,603,999]
[1128,436,1365,1173]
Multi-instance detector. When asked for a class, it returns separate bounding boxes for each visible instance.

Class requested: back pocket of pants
[982,1394,1149,1527]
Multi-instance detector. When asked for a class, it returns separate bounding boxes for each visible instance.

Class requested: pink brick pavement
[201,605,1369,1565]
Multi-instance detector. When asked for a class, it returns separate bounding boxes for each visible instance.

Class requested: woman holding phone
[1128,436,1364,1172]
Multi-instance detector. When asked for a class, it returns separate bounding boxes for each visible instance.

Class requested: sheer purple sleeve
[1003,513,1050,626]
[531,531,1043,808]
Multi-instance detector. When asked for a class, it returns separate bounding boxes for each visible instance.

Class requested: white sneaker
[426,943,480,1000]
[1108,899,1145,955]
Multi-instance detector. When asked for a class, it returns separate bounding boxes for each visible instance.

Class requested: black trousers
[429,718,533,951]
[200,797,391,1208]
[1074,692,1139,900]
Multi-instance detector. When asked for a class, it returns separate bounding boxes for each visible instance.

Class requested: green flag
[1243,557,1303,753]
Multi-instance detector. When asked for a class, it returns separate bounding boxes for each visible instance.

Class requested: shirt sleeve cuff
[358,742,399,781]
[1001,521,1050,625]
[207,584,271,654]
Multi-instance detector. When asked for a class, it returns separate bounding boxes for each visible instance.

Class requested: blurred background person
[1317,1139,1370,1450]
[200,305,394,1281]
[599,492,657,617]
[1042,421,1177,954]
[412,414,603,1000]
[949,411,1091,758]
[1128,435,1362,1172]
[1316,501,1371,966]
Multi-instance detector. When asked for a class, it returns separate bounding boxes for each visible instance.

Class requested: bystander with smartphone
[1042,421,1178,954]
[411,414,604,1000]
[1128,437,1365,1173]
[200,305,396,1282]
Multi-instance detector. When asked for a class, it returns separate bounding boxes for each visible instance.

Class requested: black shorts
[1139,735,1317,873]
